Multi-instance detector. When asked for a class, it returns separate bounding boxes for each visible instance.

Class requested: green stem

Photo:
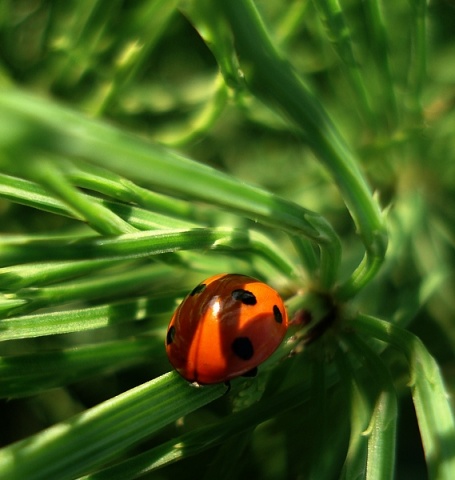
[209,0,387,293]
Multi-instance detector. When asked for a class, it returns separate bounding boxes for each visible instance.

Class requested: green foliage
[0,0,454,478]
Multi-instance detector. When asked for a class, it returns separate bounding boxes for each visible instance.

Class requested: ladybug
[165,273,288,384]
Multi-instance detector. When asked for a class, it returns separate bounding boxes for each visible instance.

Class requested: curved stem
[197,0,388,293]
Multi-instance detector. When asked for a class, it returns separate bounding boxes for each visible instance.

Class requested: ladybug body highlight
[165,273,288,384]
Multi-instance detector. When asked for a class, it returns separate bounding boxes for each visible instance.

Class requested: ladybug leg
[224,381,231,394]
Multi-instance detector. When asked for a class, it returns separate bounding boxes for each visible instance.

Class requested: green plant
[0,0,454,479]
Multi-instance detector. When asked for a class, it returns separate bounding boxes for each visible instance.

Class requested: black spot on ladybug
[231,336,254,360]
[231,289,257,305]
[166,326,175,345]
[273,305,283,324]
[190,283,206,296]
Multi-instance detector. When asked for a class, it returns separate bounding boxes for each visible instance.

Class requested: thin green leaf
[336,346,370,480]
[351,314,455,480]
[82,379,313,479]
[9,263,177,314]
[341,333,397,480]
[0,229,230,265]
[0,258,135,290]
[66,161,194,220]
[407,0,427,119]
[289,234,319,282]
[0,296,173,341]
[27,158,137,235]
[311,0,376,126]
[0,173,197,230]
[0,89,334,245]
[0,338,161,398]
[0,373,226,480]
[0,227,296,289]
[363,0,398,126]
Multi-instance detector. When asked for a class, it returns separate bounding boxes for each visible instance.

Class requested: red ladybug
[165,273,288,384]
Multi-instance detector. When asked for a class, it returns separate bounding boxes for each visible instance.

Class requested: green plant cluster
[0,1,454,479]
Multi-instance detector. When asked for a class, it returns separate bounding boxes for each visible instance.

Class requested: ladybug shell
[165,273,288,384]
